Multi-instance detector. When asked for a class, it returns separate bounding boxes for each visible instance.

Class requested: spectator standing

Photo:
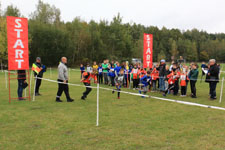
[206,59,220,100]
[92,61,98,83]
[158,59,166,92]
[102,60,109,84]
[109,64,116,86]
[17,70,27,100]
[86,63,92,73]
[131,65,139,89]
[80,64,85,79]
[97,64,103,84]
[189,63,199,98]
[151,64,159,91]
[33,57,46,96]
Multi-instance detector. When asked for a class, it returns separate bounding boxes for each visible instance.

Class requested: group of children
[79,59,199,100]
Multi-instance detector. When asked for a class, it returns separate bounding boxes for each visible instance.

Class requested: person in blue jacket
[97,64,103,84]
[114,62,122,76]
[109,65,116,86]
[124,66,132,87]
[80,64,85,79]
[139,71,151,98]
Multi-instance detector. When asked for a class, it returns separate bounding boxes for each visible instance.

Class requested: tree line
[0,0,225,67]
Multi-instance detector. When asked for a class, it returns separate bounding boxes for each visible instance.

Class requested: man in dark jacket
[33,57,46,96]
[17,70,27,100]
[207,59,219,100]
[158,59,166,91]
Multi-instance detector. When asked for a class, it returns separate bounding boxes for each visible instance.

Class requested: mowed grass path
[0,65,225,150]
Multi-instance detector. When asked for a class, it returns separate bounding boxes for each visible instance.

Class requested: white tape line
[38,77,225,111]
[151,96,225,111]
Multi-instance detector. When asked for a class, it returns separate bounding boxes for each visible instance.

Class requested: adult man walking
[32,57,46,96]
[56,57,74,102]
[207,59,219,100]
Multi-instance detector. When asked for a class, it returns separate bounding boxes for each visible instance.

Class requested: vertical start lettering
[7,16,29,70]
[14,19,24,69]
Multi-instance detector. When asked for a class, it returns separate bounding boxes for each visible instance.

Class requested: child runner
[81,71,94,100]
[139,71,151,98]
[112,69,124,99]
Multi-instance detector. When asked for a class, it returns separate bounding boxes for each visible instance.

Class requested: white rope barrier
[36,76,225,112]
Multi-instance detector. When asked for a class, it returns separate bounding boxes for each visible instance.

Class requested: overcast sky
[1,0,225,33]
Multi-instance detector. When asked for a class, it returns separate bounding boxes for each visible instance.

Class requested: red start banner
[7,16,29,70]
[143,33,153,68]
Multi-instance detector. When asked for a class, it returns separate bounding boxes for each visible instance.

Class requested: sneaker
[210,97,217,100]
[117,97,120,99]
[191,95,197,98]
[18,98,26,101]
[163,94,166,97]
[81,96,86,100]
[112,90,115,94]
[67,99,74,102]
[56,99,63,102]
[35,93,42,96]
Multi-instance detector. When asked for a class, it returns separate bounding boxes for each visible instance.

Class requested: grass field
[0,65,225,150]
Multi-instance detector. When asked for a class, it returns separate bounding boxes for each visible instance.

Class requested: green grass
[0,65,225,150]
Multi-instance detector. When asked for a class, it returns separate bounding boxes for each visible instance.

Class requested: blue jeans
[18,80,24,98]
[159,77,165,91]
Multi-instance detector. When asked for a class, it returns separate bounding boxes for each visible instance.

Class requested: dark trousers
[83,82,92,98]
[190,80,197,97]
[152,80,157,91]
[173,80,179,95]
[110,76,115,86]
[165,84,174,95]
[133,79,139,89]
[186,80,189,94]
[17,80,24,98]
[116,85,121,97]
[98,74,103,84]
[80,71,84,79]
[181,86,187,95]
[209,82,217,98]
[56,79,71,100]
[103,72,108,84]
[124,74,130,87]
[35,78,42,94]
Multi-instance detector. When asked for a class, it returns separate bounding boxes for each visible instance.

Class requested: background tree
[1,0,225,67]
